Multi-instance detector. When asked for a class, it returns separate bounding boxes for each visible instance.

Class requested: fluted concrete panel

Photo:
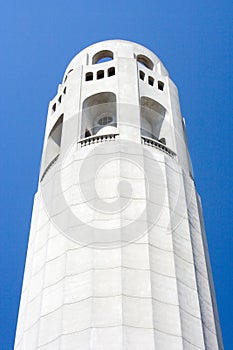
[123,326,155,350]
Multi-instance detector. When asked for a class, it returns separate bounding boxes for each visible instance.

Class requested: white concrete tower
[14,40,223,350]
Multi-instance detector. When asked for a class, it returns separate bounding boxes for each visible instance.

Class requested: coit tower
[14,40,223,350]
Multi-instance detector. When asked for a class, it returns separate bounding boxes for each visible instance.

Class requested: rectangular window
[148,76,154,86]
[108,67,115,77]
[86,72,93,81]
[97,70,104,80]
[158,81,164,91]
[139,70,145,80]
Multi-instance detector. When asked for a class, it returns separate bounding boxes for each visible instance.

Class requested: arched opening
[137,54,154,70]
[92,50,114,64]
[140,97,166,141]
[52,103,56,113]
[44,115,63,168]
[82,92,117,138]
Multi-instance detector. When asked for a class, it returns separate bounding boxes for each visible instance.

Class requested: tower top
[63,39,169,83]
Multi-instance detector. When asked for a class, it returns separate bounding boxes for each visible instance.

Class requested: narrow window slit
[148,76,154,86]
[139,71,145,80]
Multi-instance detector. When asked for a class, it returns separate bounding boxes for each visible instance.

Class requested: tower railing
[141,135,176,157]
[40,134,175,182]
[78,133,176,158]
[78,133,119,147]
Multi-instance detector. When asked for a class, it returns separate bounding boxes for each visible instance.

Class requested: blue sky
[0,0,232,348]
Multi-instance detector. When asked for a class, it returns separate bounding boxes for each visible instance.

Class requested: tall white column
[14,40,223,350]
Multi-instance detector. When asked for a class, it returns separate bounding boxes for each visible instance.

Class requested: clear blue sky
[0,0,232,348]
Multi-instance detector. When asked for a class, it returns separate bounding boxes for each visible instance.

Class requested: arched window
[140,97,166,140]
[44,115,63,168]
[92,50,114,64]
[82,92,117,138]
[137,54,154,70]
